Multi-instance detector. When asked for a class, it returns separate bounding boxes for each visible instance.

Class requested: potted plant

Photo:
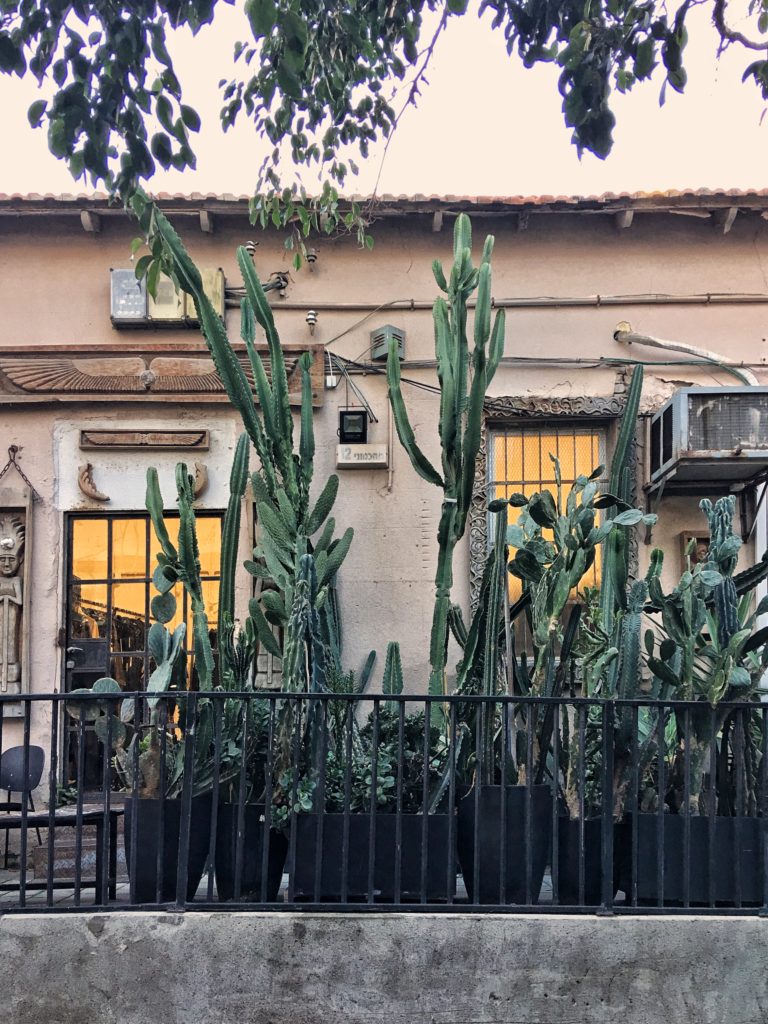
[623,495,768,905]
[279,640,460,902]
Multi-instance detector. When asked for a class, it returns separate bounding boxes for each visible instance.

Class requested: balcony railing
[1,692,766,914]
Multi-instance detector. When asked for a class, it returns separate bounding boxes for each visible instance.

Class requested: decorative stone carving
[0,344,324,406]
[193,463,208,499]
[0,513,24,694]
[0,483,32,703]
[77,464,110,502]
[80,429,210,450]
[469,394,635,608]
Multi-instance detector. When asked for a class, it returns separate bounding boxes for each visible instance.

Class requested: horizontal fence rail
[0,691,767,914]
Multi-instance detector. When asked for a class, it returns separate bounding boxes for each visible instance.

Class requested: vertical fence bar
[472,704,482,905]
[129,696,141,903]
[313,699,328,904]
[99,700,113,907]
[286,696,302,906]
[708,704,717,909]
[340,699,353,905]
[762,707,768,915]
[600,701,614,912]
[734,708,744,909]
[73,706,85,908]
[155,700,168,905]
[656,704,667,908]
[206,698,222,903]
[551,703,560,906]
[499,697,507,906]
[367,698,380,905]
[394,699,404,906]
[260,696,277,904]
[233,699,249,903]
[446,700,457,905]
[629,705,639,908]
[577,704,586,908]
[45,699,59,908]
[18,701,31,909]
[682,707,691,909]
[175,691,198,908]
[525,702,535,907]
[420,698,430,905]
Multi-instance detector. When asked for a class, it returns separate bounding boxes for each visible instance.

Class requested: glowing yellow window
[66,513,222,691]
[489,425,608,604]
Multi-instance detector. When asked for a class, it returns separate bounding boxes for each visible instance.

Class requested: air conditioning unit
[649,386,768,487]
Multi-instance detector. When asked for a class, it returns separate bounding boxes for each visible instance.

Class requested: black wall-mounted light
[338,409,368,444]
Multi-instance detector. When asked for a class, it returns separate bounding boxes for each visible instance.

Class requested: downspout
[614,322,767,647]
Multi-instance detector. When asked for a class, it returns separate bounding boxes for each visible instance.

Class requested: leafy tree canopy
[3,0,767,201]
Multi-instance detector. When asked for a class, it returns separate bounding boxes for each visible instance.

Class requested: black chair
[1,746,44,868]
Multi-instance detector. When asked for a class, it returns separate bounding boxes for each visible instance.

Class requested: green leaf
[245,0,278,38]
[180,104,201,132]
[27,99,46,128]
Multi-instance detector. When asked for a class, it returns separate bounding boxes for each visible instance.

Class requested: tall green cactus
[387,214,505,695]
[599,364,644,630]
[218,433,249,687]
[146,463,214,690]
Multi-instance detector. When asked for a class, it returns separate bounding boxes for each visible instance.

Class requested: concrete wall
[2,203,767,739]
[0,911,766,1024]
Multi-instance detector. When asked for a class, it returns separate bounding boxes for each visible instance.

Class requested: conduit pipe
[613,321,759,386]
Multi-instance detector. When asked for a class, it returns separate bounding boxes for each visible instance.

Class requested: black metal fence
[1,691,767,914]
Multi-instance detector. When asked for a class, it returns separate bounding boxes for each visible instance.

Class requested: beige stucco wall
[2,203,767,754]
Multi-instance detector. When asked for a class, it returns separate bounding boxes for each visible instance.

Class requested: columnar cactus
[387,214,505,695]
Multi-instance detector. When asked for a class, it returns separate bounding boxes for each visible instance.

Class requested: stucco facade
[2,190,768,752]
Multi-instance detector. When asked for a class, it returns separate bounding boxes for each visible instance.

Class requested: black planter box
[457,784,551,905]
[555,817,629,906]
[124,792,212,904]
[214,802,288,902]
[291,812,456,901]
[619,813,764,905]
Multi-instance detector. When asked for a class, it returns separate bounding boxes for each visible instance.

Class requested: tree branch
[712,0,768,52]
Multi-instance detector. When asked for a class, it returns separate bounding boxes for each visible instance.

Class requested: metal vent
[688,392,768,451]
[370,324,405,361]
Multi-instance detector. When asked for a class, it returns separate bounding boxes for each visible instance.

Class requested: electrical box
[338,409,368,444]
[649,386,768,488]
[110,269,147,324]
[370,324,405,361]
[148,273,185,323]
[185,267,225,323]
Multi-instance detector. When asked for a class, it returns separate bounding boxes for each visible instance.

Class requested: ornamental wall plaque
[0,343,324,406]
[80,429,210,451]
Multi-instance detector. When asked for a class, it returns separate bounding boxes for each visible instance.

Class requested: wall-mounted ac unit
[649,386,768,488]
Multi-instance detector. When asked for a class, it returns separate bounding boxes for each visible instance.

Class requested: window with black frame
[64,512,222,787]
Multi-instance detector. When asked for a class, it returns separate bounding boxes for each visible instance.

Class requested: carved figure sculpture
[0,514,24,694]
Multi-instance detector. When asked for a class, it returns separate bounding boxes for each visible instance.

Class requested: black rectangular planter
[555,817,629,906]
[214,802,288,902]
[291,812,456,901]
[619,813,765,905]
[457,784,551,905]
[124,792,212,904]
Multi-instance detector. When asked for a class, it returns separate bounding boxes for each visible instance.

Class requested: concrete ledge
[0,912,766,1024]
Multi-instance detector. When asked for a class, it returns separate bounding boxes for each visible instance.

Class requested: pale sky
[1,2,766,197]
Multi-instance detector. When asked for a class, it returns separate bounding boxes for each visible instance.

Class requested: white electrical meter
[185,268,225,322]
[110,269,148,324]
[148,273,185,323]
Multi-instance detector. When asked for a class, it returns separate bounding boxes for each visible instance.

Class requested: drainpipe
[614,322,767,645]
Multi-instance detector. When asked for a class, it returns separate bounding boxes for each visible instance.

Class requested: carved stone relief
[0,488,32,699]
[469,394,635,609]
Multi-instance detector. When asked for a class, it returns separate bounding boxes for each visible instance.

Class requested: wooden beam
[432,210,443,233]
[199,211,215,234]
[79,210,101,234]
[714,207,739,234]
[615,209,634,231]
